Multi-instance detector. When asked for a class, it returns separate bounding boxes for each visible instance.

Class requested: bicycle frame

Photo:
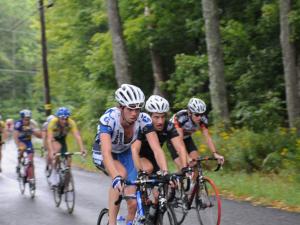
[189,158,220,207]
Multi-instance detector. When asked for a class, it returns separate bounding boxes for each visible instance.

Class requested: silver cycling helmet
[20,109,32,118]
[46,115,55,123]
[115,84,145,109]
[188,97,206,114]
[145,95,169,113]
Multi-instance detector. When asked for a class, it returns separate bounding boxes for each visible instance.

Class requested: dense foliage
[1,0,300,175]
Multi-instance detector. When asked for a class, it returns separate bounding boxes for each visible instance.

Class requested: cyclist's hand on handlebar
[112,175,124,192]
[164,173,178,187]
[181,166,193,178]
[80,149,87,157]
[213,152,224,165]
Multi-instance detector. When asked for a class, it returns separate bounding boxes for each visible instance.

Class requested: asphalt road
[0,139,299,225]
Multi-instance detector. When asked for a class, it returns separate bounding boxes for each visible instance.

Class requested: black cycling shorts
[167,136,197,160]
[139,147,160,173]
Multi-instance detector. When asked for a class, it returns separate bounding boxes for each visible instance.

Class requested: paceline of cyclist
[92,84,168,225]
[13,109,42,184]
[168,97,224,169]
[47,107,86,187]
[0,114,7,172]
[131,95,189,174]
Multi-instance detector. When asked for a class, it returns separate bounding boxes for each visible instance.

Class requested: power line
[0,68,38,74]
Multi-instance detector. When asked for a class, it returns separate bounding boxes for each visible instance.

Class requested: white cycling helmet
[20,109,32,118]
[46,115,55,123]
[188,97,206,114]
[115,84,145,108]
[145,95,169,113]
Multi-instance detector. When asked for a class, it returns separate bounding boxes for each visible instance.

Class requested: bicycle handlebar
[54,151,83,157]
[114,176,169,205]
[190,156,222,172]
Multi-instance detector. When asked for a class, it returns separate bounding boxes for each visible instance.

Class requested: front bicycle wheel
[168,187,188,225]
[65,173,75,214]
[29,180,35,198]
[195,177,221,225]
[45,163,52,186]
[18,163,25,195]
[97,208,109,225]
[157,205,177,225]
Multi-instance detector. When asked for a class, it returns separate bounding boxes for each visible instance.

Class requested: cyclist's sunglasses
[58,116,69,120]
[193,113,205,117]
[127,103,144,109]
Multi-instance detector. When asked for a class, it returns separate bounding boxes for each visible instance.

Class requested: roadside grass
[207,171,300,212]
[34,135,300,213]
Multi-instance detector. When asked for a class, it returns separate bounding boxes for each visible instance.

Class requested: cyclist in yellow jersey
[47,107,86,186]
[0,114,7,172]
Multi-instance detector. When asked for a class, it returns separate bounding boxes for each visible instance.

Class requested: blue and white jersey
[94,107,154,154]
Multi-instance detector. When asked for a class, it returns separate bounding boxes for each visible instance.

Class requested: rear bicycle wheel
[195,177,221,225]
[65,173,75,214]
[97,208,109,225]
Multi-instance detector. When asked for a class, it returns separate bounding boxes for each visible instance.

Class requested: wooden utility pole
[38,0,51,116]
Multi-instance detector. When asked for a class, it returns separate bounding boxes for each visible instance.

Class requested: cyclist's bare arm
[131,140,142,171]
[47,131,55,157]
[170,136,189,168]
[101,133,119,178]
[145,131,168,172]
[33,130,42,139]
[72,129,86,155]
[13,130,20,146]
[201,126,224,164]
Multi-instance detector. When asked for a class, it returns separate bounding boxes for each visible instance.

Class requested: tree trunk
[202,0,229,124]
[279,0,300,128]
[107,0,131,86]
[150,45,166,96]
[144,5,165,96]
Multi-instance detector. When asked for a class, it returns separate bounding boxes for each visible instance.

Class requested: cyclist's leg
[49,141,62,186]
[108,159,127,225]
[25,143,35,180]
[167,141,183,170]
[185,136,199,161]
[140,157,154,174]
[117,149,138,223]
[17,142,26,172]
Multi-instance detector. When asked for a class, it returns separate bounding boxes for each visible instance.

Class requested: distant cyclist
[47,107,86,187]
[168,97,224,169]
[0,114,7,172]
[14,109,42,186]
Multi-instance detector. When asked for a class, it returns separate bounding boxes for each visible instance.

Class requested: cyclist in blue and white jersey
[14,109,42,185]
[92,84,168,225]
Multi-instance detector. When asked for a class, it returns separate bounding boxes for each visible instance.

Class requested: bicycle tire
[195,177,221,225]
[97,208,109,225]
[65,173,75,214]
[168,187,187,225]
[18,162,26,195]
[29,181,35,199]
[156,205,177,225]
